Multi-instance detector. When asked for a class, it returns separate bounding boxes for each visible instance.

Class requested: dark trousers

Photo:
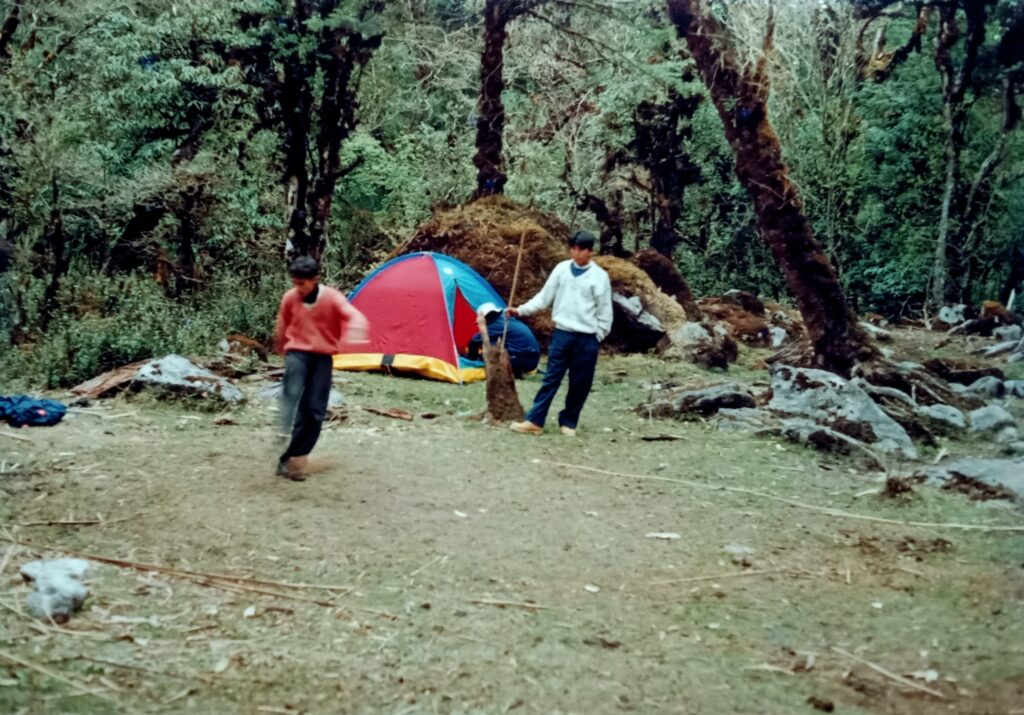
[279,351,333,462]
[525,329,599,429]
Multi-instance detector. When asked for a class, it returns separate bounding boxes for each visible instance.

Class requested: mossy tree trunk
[666,0,873,376]
[472,0,551,199]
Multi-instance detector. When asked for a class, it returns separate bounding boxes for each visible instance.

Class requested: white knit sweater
[517,260,613,340]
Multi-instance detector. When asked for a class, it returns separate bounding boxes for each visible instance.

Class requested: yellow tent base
[333,353,486,384]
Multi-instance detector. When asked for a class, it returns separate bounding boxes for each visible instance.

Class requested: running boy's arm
[338,294,370,344]
[595,275,614,341]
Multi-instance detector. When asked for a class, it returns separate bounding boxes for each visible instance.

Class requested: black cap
[568,230,596,250]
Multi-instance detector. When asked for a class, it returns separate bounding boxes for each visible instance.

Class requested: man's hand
[506,306,519,317]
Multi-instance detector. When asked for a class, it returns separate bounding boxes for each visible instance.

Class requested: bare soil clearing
[1,336,1023,714]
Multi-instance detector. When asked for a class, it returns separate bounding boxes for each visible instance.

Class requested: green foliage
[1,0,1023,388]
[0,267,283,388]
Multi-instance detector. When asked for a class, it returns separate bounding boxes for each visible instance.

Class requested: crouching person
[465,301,541,378]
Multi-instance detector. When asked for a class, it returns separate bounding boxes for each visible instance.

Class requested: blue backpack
[0,395,68,427]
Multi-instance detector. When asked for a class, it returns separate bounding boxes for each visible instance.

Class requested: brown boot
[286,456,308,481]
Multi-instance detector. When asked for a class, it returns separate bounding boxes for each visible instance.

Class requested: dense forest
[1,0,1022,387]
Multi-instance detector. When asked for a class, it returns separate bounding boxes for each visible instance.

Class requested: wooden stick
[2,538,352,594]
[0,544,14,576]
[649,568,789,586]
[0,429,32,443]
[542,461,1024,533]
[468,598,555,611]
[831,646,945,699]
[0,649,118,704]
[502,230,528,348]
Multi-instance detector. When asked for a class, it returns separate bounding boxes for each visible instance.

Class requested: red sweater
[276,286,369,355]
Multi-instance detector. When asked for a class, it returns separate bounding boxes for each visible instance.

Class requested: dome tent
[333,252,506,383]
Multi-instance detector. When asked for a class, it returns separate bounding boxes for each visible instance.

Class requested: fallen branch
[1,537,351,594]
[542,461,1024,533]
[19,514,141,528]
[649,568,792,586]
[831,646,945,699]
[0,429,32,443]
[363,406,413,421]
[468,598,556,611]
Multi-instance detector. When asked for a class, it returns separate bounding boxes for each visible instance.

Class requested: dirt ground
[1,332,1023,715]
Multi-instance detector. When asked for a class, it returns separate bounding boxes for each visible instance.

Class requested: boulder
[916,403,966,433]
[966,375,1005,398]
[996,426,1020,444]
[916,458,1024,502]
[1005,380,1024,399]
[968,405,1016,434]
[993,325,1022,343]
[936,304,967,327]
[768,365,917,459]
[860,322,892,342]
[779,418,884,469]
[714,407,773,433]
[134,354,244,403]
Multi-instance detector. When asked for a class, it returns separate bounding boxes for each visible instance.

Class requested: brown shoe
[510,420,543,435]
[286,456,308,481]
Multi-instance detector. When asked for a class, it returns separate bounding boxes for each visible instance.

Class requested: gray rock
[613,293,663,332]
[969,405,1016,434]
[860,322,892,342]
[993,325,1023,342]
[854,379,917,408]
[916,457,1024,502]
[769,326,787,348]
[996,426,1019,445]
[715,407,772,432]
[671,384,757,417]
[966,375,1004,398]
[1003,441,1024,456]
[937,304,967,325]
[20,558,91,622]
[768,365,917,459]
[134,354,244,403]
[916,403,966,431]
[671,322,713,347]
[1010,350,1024,364]
[982,341,1020,358]
[1005,380,1024,399]
[779,418,885,468]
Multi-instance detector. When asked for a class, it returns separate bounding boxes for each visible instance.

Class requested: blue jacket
[467,316,540,373]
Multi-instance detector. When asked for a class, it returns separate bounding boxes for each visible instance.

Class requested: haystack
[397,197,688,349]
[397,196,566,343]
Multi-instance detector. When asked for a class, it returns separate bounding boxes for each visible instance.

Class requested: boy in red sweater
[274,257,369,481]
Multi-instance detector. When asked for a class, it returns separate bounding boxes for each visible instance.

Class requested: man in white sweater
[507,230,613,436]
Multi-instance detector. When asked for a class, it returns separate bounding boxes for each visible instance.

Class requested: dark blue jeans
[279,351,333,462]
[526,329,600,429]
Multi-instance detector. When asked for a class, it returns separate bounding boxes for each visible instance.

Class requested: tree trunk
[274,0,382,261]
[472,0,509,199]
[928,2,990,308]
[666,0,872,376]
[631,89,703,258]
[281,1,314,260]
[40,178,67,329]
[578,192,625,257]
